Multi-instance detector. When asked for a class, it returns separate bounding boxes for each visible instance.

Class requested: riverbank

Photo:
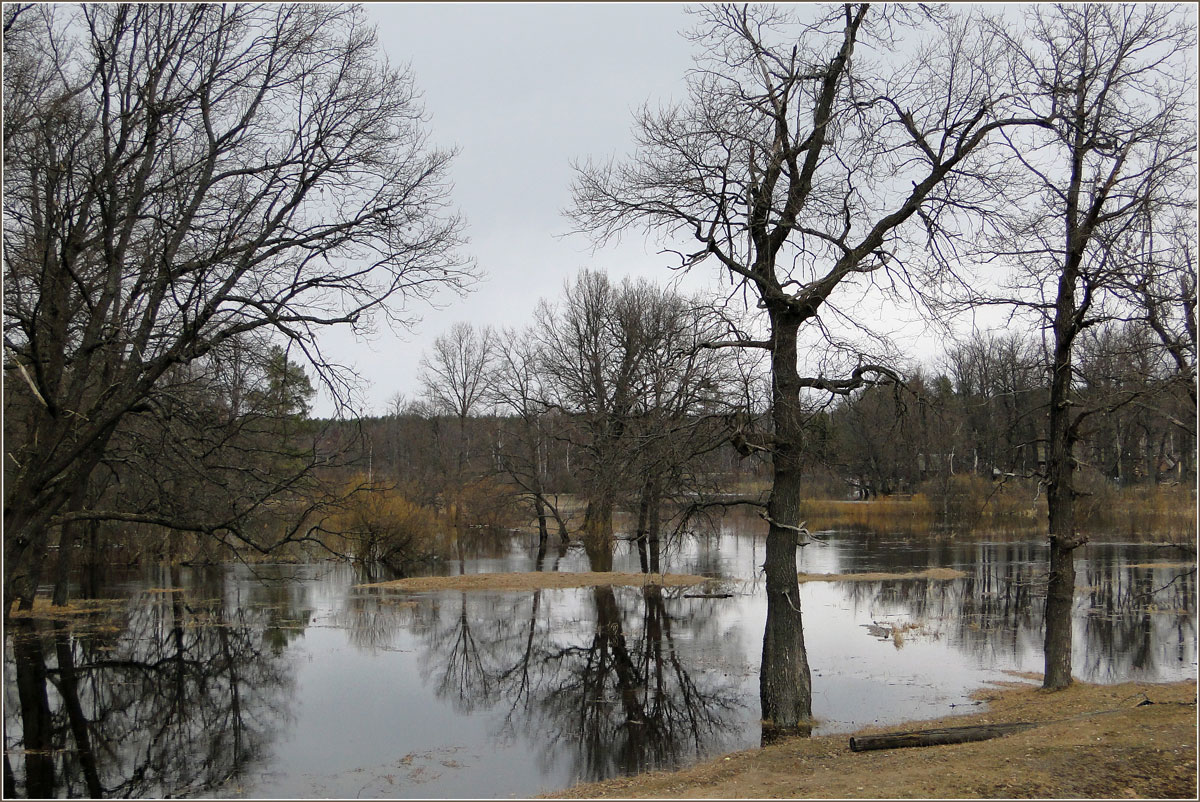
[548,677,1197,799]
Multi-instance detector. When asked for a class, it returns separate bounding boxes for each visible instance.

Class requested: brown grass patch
[552,679,1198,799]
[798,567,966,583]
[798,496,937,532]
[356,571,714,593]
[8,597,126,619]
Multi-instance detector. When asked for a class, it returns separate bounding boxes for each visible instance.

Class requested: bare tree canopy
[969,3,1196,690]
[2,3,474,609]
[420,322,495,422]
[568,2,1053,732]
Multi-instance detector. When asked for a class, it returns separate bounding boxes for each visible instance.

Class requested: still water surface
[5,525,1195,798]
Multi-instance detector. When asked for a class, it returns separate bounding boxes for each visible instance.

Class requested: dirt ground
[549,677,1198,799]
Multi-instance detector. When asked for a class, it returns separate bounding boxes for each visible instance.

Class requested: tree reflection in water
[414,581,747,784]
[837,544,1195,683]
[4,567,299,798]
[5,538,1191,798]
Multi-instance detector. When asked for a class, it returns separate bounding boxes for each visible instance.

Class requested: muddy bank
[549,678,1197,799]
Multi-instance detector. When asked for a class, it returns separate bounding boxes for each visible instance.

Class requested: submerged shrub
[325,476,448,571]
[444,477,523,530]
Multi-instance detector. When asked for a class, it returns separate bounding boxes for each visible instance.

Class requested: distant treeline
[317,283,1193,539]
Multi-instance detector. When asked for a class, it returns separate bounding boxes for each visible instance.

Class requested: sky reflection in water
[4,526,1195,799]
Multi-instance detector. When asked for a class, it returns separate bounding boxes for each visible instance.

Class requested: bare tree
[418,321,496,478]
[1117,208,1198,429]
[943,331,1046,478]
[2,4,473,610]
[535,270,644,548]
[977,4,1196,689]
[569,4,1043,731]
[488,325,570,552]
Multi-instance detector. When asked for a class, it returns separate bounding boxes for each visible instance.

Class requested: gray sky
[314,3,708,417]
[311,3,1025,418]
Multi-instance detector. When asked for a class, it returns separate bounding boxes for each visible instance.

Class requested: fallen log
[849,721,1039,752]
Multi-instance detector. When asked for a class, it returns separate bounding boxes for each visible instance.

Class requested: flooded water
[5,524,1195,798]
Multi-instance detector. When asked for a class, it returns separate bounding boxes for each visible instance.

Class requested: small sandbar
[356,571,713,593]
[798,567,966,582]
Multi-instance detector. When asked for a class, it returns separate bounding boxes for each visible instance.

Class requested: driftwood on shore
[848,721,1040,752]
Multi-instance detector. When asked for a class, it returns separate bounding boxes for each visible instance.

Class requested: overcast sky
[312,3,1027,418]
[312,3,710,417]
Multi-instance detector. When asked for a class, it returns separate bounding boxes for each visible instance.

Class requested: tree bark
[1043,89,1089,691]
[648,478,662,574]
[760,312,813,733]
[533,493,549,544]
[1044,300,1079,689]
[849,721,1039,752]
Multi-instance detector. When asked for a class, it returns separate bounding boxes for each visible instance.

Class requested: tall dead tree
[570,4,1044,731]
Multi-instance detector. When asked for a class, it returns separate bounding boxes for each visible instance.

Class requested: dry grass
[1076,483,1197,541]
[797,567,966,583]
[355,570,714,593]
[8,597,127,619]
[552,679,1198,799]
[797,496,937,532]
[792,478,1194,541]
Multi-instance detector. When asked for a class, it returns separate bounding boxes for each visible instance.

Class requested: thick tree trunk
[52,488,89,607]
[582,494,614,571]
[760,313,813,735]
[1044,363,1081,688]
[534,493,549,543]
[4,508,51,613]
[533,493,550,567]
[5,437,110,613]
[1043,159,1087,691]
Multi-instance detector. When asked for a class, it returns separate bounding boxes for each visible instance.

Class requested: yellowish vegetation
[792,476,1192,540]
[797,496,937,532]
[8,597,126,619]
[323,476,450,564]
[1076,483,1197,540]
[797,567,966,582]
[444,477,523,529]
[356,570,714,592]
